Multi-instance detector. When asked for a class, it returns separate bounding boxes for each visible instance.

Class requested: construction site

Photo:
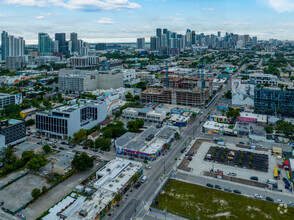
[141,75,213,107]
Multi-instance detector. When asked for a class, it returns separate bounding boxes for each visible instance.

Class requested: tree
[114,193,122,204]
[42,186,47,193]
[191,112,196,118]
[134,95,140,100]
[4,104,21,118]
[73,129,87,143]
[224,91,232,99]
[264,125,273,134]
[94,138,111,151]
[103,129,113,139]
[25,119,35,127]
[131,174,139,183]
[42,145,51,154]
[26,155,47,171]
[226,108,240,121]
[127,119,144,132]
[31,188,41,199]
[174,132,180,140]
[22,150,36,163]
[71,152,94,171]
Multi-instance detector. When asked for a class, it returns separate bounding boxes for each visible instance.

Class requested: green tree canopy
[127,119,144,132]
[42,145,51,154]
[73,129,87,143]
[31,188,41,199]
[71,152,94,171]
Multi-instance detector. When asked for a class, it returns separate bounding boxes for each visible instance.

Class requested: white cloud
[222,21,250,26]
[3,0,48,7]
[94,17,115,24]
[203,8,215,11]
[279,22,294,26]
[35,15,44,19]
[0,14,7,18]
[265,0,294,12]
[4,0,141,11]
[169,17,184,21]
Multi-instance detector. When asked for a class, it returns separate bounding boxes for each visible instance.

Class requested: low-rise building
[203,121,234,135]
[238,112,267,125]
[52,152,75,175]
[115,125,178,161]
[67,158,142,220]
[122,107,166,123]
[0,93,22,109]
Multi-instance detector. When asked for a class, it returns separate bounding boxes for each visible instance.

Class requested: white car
[145,165,151,169]
[254,194,262,199]
[277,199,284,204]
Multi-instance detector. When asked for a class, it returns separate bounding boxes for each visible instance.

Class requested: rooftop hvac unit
[115,179,119,182]
[109,184,113,187]
[106,168,111,171]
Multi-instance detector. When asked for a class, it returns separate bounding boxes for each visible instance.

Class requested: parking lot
[185,141,277,187]
[0,173,51,213]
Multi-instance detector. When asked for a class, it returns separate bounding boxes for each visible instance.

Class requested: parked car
[134,182,141,189]
[254,194,262,199]
[227,172,237,176]
[239,141,245,145]
[93,149,98,152]
[129,157,135,160]
[83,146,88,150]
[59,147,64,150]
[206,183,213,188]
[215,185,222,190]
[233,190,241,194]
[250,176,259,181]
[266,197,274,202]
[224,187,232,192]
[277,199,284,204]
[277,189,283,192]
[145,165,151,169]
[141,176,147,183]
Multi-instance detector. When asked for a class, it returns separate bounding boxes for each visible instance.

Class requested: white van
[141,176,148,183]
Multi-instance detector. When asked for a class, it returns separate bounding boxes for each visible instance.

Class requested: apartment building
[0,119,26,149]
[254,87,294,116]
[0,93,22,109]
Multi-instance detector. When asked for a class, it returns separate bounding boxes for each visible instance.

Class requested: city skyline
[1,0,294,44]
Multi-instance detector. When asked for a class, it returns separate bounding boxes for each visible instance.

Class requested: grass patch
[152,179,294,219]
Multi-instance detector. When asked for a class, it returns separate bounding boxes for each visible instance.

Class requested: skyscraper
[217,31,221,37]
[1,31,9,61]
[70,32,79,53]
[192,31,196,45]
[150,36,160,51]
[55,33,66,55]
[185,29,192,47]
[38,33,52,56]
[1,31,25,61]
[137,38,145,49]
[156,28,162,47]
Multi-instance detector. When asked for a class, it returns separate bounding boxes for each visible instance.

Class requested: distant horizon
[1,0,294,44]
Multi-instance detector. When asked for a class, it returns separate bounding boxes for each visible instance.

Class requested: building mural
[232,79,255,106]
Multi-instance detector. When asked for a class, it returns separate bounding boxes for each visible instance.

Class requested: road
[105,72,232,220]
[174,171,294,204]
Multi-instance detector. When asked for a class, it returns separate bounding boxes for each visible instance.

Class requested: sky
[1,0,294,44]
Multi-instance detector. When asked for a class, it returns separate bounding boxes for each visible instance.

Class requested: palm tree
[131,174,139,183]
[114,193,122,204]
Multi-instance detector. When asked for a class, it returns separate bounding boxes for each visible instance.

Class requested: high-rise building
[55,33,66,55]
[192,31,196,45]
[243,34,250,45]
[95,43,106,51]
[1,31,25,61]
[150,36,160,51]
[38,33,52,56]
[217,31,221,37]
[252,36,258,45]
[185,29,192,47]
[70,32,79,53]
[137,38,145,49]
[156,28,162,38]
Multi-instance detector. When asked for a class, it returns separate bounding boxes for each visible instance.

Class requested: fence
[0,172,28,191]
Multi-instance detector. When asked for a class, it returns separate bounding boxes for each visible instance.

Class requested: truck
[266,179,277,185]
